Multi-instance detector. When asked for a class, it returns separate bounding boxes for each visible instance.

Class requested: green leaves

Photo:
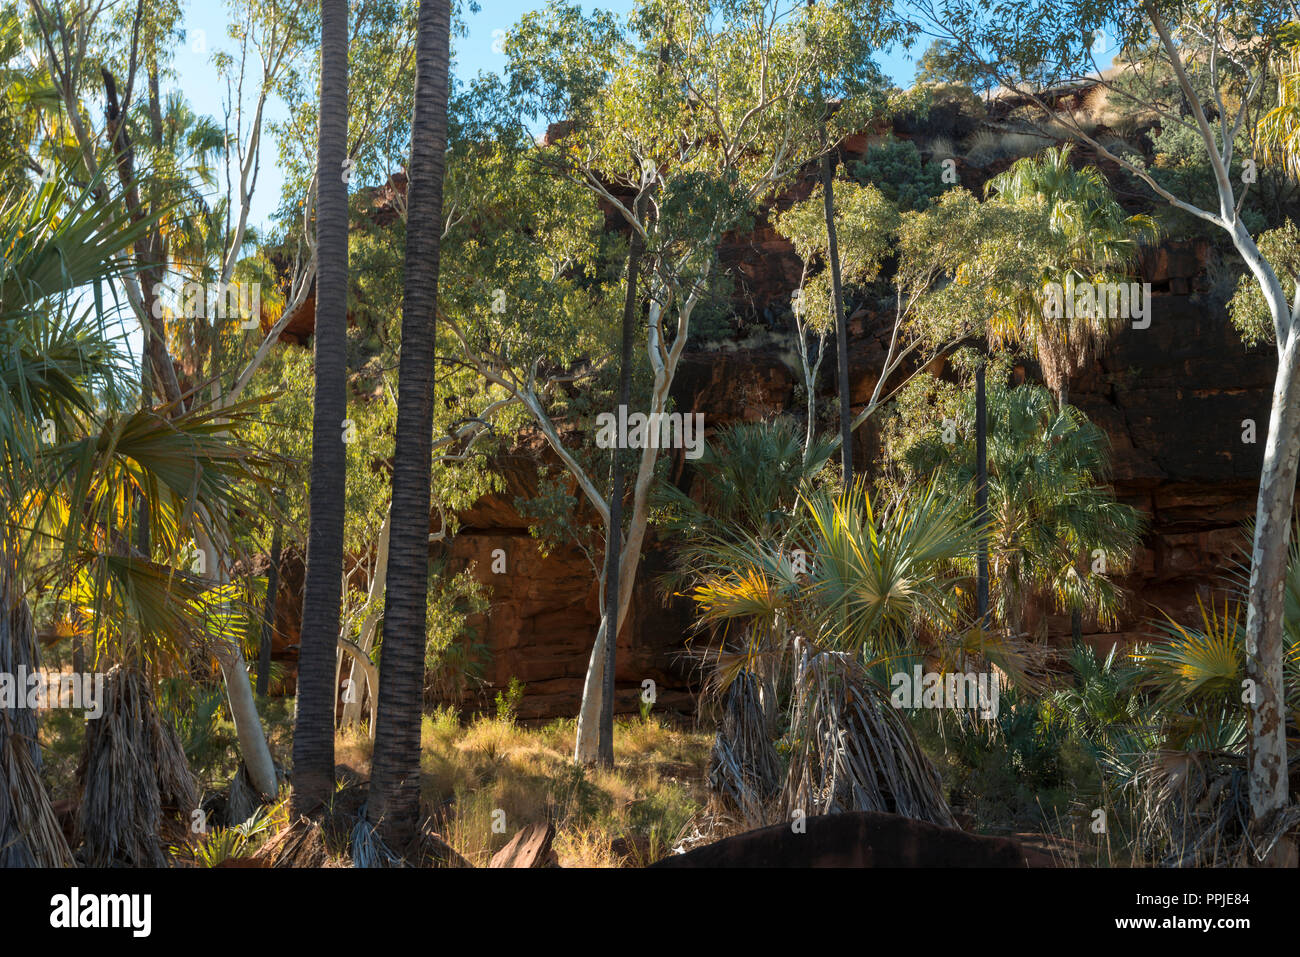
[1229,220,1300,348]
[803,479,979,654]
[776,178,897,332]
[1137,599,1245,712]
[690,478,979,661]
[0,177,154,325]
[879,376,1143,634]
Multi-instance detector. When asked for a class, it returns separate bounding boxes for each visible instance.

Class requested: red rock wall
[263,112,1275,715]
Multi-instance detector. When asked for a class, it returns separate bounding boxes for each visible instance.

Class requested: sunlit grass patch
[414,712,710,867]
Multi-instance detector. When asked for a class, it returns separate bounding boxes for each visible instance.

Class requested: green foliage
[691,480,979,667]
[878,375,1144,635]
[983,144,1158,396]
[494,677,526,724]
[1229,220,1300,347]
[1137,598,1244,713]
[424,564,492,705]
[182,808,274,868]
[914,39,997,95]
[157,679,237,782]
[658,418,835,542]
[775,179,898,332]
[1148,122,1269,238]
[851,136,951,212]
[1041,643,1145,759]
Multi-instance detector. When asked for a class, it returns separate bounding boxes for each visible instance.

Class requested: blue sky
[168,0,924,234]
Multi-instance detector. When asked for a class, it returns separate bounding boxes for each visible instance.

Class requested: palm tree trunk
[367,0,451,843]
[1056,381,1087,651]
[292,0,350,816]
[214,639,279,798]
[822,147,852,485]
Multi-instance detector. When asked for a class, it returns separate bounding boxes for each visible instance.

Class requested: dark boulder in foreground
[651,811,1029,868]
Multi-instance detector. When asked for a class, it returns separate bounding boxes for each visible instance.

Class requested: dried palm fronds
[707,670,783,828]
[0,590,70,867]
[259,816,333,868]
[0,593,39,755]
[781,644,956,828]
[76,665,198,866]
[1126,746,1300,867]
[225,761,270,828]
[350,812,408,869]
[0,713,74,867]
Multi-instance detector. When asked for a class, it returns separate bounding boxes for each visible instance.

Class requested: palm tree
[983,145,1155,642]
[895,381,1144,641]
[984,144,1158,409]
[655,419,834,817]
[690,480,976,827]
[1259,25,1300,181]
[292,0,350,816]
[823,150,852,485]
[366,0,452,846]
[0,177,279,864]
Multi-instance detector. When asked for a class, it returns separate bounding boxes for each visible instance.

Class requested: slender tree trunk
[292,0,350,816]
[1244,336,1300,864]
[975,362,989,629]
[595,192,648,768]
[257,521,282,697]
[342,508,390,730]
[574,277,711,764]
[822,147,852,485]
[214,639,279,798]
[367,0,451,843]
[192,524,278,798]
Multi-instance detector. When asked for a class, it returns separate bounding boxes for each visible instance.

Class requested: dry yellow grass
[332,709,711,867]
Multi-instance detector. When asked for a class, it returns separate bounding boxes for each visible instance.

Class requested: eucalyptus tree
[14,0,306,800]
[449,0,888,765]
[910,0,1300,857]
[292,0,349,816]
[24,0,189,406]
[804,0,906,483]
[775,183,1048,458]
[774,177,896,459]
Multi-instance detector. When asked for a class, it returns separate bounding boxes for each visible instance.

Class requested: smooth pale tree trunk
[594,192,649,767]
[367,0,451,844]
[340,508,390,731]
[975,362,989,627]
[213,640,279,799]
[194,526,279,799]
[575,596,617,765]
[257,521,282,697]
[574,278,711,764]
[822,148,852,485]
[1217,215,1299,860]
[1244,334,1300,863]
[292,0,349,816]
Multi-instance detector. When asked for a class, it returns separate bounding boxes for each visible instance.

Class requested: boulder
[650,811,1030,868]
